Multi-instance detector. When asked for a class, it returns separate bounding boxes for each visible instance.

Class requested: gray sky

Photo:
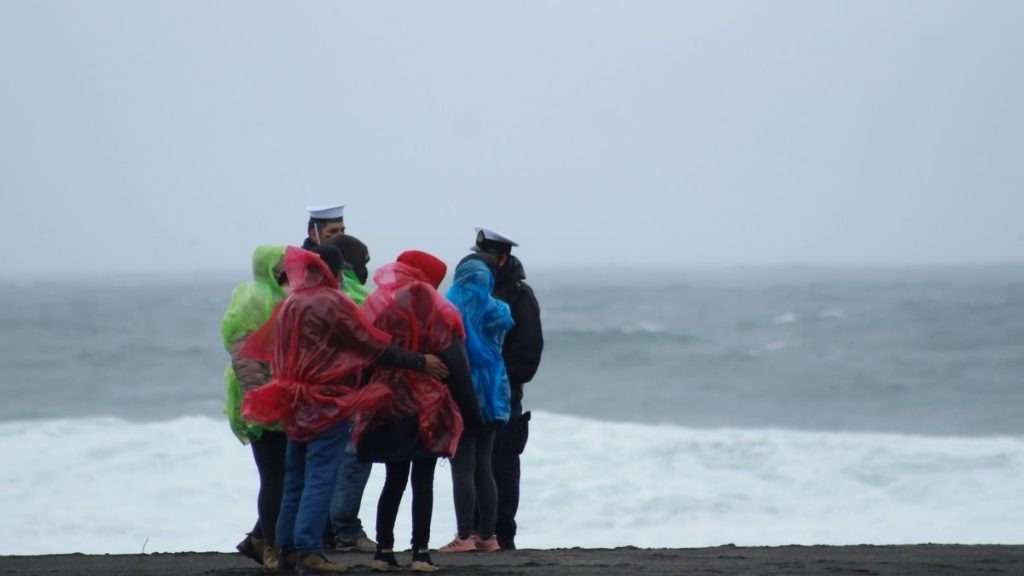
[1,1,1022,276]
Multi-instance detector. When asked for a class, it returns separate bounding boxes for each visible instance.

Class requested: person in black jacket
[462,228,543,550]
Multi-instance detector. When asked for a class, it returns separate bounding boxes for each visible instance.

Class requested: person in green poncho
[221,245,289,568]
[326,234,371,305]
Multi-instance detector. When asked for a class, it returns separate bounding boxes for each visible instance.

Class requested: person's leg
[448,430,477,539]
[237,431,285,565]
[370,462,406,572]
[249,519,263,540]
[409,458,437,551]
[276,437,308,553]
[252,430,288,547]
[409,458,439,572]
[474,429,498,541]
[492,410,528,549]
[375,461,411,551]
[293,423,349,557]
[329,419,374,546]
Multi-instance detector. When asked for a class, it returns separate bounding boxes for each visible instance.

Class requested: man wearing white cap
[303,205,346,248]
[464,227,544,551]
[299,204,378,553]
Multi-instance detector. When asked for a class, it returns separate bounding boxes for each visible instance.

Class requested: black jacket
[492,255,544,406]
[357,338,481,462]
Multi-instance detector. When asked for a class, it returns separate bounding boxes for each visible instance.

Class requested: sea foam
[1,412,1022,555]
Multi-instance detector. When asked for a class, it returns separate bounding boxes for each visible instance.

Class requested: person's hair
[325,235,369,266]
[325,234,370,284]
[307,245,345,279]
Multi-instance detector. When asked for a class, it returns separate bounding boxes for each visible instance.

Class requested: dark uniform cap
[472,227,518,254]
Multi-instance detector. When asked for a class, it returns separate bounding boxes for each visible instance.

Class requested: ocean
[2,266,1023,554]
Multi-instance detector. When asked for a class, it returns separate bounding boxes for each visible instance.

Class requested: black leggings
[249,430,287,546]
[375,458,437,550]
[451,428,497,539]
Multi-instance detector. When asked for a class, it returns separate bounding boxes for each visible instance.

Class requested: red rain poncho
[240,247,394,441]
[354,253,467,457]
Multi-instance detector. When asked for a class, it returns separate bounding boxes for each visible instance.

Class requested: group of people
[220,204,543,574]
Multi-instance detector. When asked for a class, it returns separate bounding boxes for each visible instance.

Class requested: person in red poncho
[240,245,448,574]
[354,250,481,573]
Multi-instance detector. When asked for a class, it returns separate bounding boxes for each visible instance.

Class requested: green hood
[221,245,286,444]
[221,245,286,351]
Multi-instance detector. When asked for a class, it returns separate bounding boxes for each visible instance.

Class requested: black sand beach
[3,545,1022,575]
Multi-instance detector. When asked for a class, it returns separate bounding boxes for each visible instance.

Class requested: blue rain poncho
[446,259,515,425]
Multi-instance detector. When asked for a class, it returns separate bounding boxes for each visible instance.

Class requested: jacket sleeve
[440,339,484,429]
[377,343,426,372]
[503,285,544,388]
[230,336,270,393]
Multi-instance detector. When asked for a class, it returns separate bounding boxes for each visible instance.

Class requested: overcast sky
[1,1,1022,276]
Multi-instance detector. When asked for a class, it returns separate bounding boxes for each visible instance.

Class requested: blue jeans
[276,422,348,555]
[329,419,372,540]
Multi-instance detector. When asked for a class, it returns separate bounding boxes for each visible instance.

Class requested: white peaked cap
[472,227,519,252]
[306,204,345,220]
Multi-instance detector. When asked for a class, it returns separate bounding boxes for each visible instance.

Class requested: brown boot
[236,535,266,566]
[263,545,280,570]
[298,553,347,574]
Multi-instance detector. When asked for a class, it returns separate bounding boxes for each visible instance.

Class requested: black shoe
[411,549,439,573]
[371,548,400,572]
[497,538,516,551]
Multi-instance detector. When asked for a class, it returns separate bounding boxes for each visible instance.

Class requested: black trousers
[375,458,437,550]
[491,408,530,544]
[248,430,288,546]
[451,428,497,540]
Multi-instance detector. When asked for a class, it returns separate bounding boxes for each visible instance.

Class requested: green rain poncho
[221,245,286,444]
[341,268,370,305]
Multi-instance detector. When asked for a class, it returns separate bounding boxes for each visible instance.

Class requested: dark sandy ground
[2,545,1023,576]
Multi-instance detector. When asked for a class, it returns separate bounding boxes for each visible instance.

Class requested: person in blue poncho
[440,258,515,553]
[461,228,543,551]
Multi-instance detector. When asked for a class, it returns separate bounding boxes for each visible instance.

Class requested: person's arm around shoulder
[377,344,449,380]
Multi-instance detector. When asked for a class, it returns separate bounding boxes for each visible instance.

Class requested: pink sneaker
[475,535,500,552]
[438,535,476,553]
